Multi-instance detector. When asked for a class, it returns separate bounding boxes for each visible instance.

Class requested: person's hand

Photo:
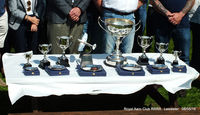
[27,16,40,25]
[165,11,173,18]
[30,24,38,32]
[69,7,81,22]
[168,12,184,25]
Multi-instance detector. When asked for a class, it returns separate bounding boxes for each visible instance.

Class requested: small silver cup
[155,42,168,64]
[38,44,52,69]
[24,51,33,68]
[56,36,72,67]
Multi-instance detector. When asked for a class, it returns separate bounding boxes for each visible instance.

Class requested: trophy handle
[38,44,42,53]
[137,35,142,46]
[149,36,154,46]
[98,16,110,33]
[134,20,141,32]
[48,44,52,53]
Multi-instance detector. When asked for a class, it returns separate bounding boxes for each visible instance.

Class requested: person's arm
[181,0,195,17]
[150,0,172,17]
[169,0,195,25]
[93,0,102,12]
[77,0,91,12]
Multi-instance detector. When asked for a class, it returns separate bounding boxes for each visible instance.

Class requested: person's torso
[160,0,187,12]
[156,0,189,28]
[102,0,138,13]
[47,0,87,24]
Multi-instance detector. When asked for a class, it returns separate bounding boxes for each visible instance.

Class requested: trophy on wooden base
[137,36,153,65]
[98,17,140,67]
[56,36,72,67]
[38,44,52,69]
[23,51,33,68]
[155,42,168,64]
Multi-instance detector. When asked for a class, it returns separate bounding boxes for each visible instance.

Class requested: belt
[103,7,134,15]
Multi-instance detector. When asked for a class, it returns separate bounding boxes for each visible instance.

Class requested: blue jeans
[102,9,136,53]
[155,26,191,65]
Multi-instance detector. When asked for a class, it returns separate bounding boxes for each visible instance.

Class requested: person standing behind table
[150,0,195,65]
[0,0,8,86]
[46,0,91,54]
[8,0,45,54]
[95,0,146,54]
[189,0,200,72]
[132,0,148,53]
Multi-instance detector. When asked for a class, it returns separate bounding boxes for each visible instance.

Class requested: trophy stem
[44,53,47,61]
[62,49,66,58]
[160,52,163,58]
[115,37,121,56]
[143,48,147,55]
[27,58,30,64]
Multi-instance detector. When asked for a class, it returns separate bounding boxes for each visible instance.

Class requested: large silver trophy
[56,36,72,67]
[78,38,96,67]
[172,50,182,65]
[137,36,153,65]
[155,42,168,64]
[39,44,52,69]
[98,17,139,67]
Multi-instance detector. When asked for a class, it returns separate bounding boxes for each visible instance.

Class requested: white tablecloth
[3,53,199,104]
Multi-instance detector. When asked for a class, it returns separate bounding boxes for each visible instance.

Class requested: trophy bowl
[98,17,138,67]
[172,50,182,65]
[137,36,153,65]
[23,51,33,68]
[38,44,52,69]
[56,36,72,67]
[155,42,168,64]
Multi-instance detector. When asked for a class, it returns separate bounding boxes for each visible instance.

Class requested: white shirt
[25,0,33,15]
[102,0,138,13]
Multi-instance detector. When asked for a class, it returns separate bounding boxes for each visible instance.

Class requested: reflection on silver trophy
[77,38,96,67]
[155,42,168,64]
[56,36,72,67]
[172,50,182,65]
[38,44,52,69]
[137,36,153,65]
[98,17,140,67]
[24,51,33,68]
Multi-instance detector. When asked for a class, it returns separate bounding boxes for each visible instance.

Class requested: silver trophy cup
[38,44,52,69]
[56,36,72,67]
[23,51,33,68]
[172,50,182,65]
[155,42,168,64]
[137,36,153,65]
[98,17,140,67]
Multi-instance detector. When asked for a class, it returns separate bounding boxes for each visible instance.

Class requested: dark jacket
[46,0,91,24]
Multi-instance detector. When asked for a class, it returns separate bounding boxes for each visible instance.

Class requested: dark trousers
[190,22,200,72]
[12,21,38,54]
